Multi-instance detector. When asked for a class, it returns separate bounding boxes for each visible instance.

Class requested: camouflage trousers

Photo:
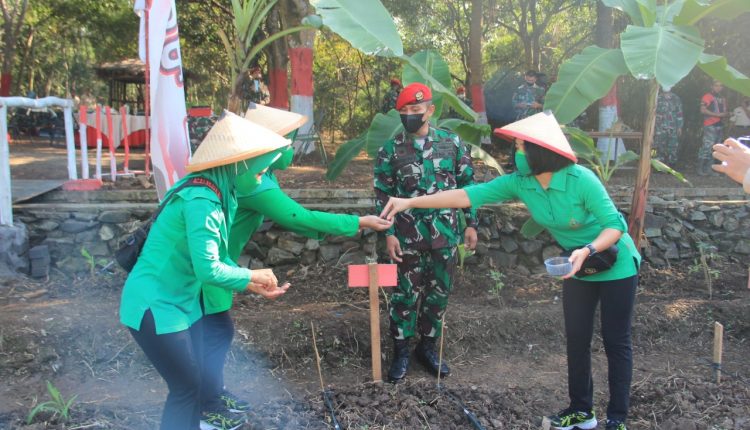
[389,247,457,340]
[654,132,679,165]
[699,125,724,163]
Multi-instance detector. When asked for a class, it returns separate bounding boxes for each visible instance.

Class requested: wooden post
[713,322,723,383]
[347,263,397,383]
[79,106,89,179]
[368,263,382,382]
[0,103,11,226]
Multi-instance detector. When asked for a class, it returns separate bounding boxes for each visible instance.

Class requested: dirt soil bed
[0,258,749,429]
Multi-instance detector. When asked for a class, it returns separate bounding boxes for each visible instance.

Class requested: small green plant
[27,381,77,424]
[688,243,721,299]
[488,270,505,297]
[80,246,95,275]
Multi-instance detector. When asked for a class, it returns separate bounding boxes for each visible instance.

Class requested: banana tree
[219,0,315,113]
[308,0,499,180]
[544,0,750,248]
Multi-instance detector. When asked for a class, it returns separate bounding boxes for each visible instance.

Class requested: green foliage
[544,46,628,125]
[488,270,505,298]
[80,247,95,276]
[310,0,404,57]
[546,0,750,125]
[27,381,77,424]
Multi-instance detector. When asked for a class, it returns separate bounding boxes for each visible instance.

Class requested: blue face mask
[514,150,532,176]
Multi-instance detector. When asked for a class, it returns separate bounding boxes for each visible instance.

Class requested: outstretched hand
[380,197,410,221]
[712,138,750,184]
[359,215,393,231]
[561,248,589,279]
[248,282,290,299]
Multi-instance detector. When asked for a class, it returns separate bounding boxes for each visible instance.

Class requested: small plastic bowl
[544,257,572,277]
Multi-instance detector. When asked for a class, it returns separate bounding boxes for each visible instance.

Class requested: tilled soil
[0,258,749,429]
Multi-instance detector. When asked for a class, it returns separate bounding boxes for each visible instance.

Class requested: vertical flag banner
[134,0,191,199]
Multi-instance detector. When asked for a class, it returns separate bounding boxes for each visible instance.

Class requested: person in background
[713,137,750,192]
[119,112,290,430]
[729,98,750,137]
[446,85,472,119]
[512,70,545,121]
[381,77,403,113]
[374,82,478,383]
[381,111,641,430]
[198,104,392,428]
[698,80,729,175]
[243,66,270,107]
[654,87,684,166]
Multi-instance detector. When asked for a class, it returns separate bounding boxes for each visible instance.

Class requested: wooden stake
[713,321,723,384]
[311,322,325,391]
[368,262,382,382]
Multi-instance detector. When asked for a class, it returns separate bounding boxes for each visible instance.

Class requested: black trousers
[201,311,235,411]
[129,310,203,430]
[562,275,638,422]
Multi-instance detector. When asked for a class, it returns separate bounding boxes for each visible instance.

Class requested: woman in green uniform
[380,112,640,430]
[119,112,291,430]
[199,105,392,426]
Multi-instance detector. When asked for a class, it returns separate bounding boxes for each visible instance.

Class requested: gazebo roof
[95,58,198,83]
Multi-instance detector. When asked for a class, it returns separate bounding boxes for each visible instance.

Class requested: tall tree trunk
[468,0,489,144]
[0,0,30,96]
[628,79,659,248]
[268,5,289,109]
[285,0,315,153]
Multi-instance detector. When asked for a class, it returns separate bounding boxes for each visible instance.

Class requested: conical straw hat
[494,111,577,162]
[186,110,290,172]
[243,102,308,136]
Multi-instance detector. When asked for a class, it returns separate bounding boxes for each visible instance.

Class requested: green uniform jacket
[120,186,252,335]
[465,164,641,281]
[201,172,360,314]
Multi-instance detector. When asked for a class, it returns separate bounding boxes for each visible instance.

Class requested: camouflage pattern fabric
[654,92,683,165]
[188,115,218,153]
[374,127,478,250]
[699,124,724,164]
[242,79,270,106]
[512,83,545,120]
[381,87,401,113]
[446,94,473,119]
[389,247,457,339]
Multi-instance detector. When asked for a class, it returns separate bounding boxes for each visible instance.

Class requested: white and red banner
[135,0,191,199]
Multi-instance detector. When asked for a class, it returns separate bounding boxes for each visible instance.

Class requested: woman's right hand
[250,268,278,289]
[380,197,411,221]
[248,282,290,299]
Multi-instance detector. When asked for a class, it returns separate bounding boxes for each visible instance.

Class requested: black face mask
[400,113,426,134]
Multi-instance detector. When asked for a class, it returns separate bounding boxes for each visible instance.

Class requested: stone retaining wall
[11,188,750,275]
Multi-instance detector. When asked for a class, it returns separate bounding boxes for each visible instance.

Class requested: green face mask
[514,150,532,176]
[270,146,294,171]
[234,150,283,194]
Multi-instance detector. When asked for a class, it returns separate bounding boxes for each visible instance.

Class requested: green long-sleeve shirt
[201,173,360,314]
[120,187,252,334]
[464,164,640,281]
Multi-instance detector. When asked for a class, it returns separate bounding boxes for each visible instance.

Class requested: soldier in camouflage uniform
[187,114,218,153]
[374,83,478,382]
[698,81,729,175]
[654,88,683,165]
[242,67,271,108]
[512,70,545,121]
[381,78,403,113]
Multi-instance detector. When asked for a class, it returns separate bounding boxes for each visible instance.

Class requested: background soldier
[242,66,271,107]
[698,80,729,175]
[512,70,545,121]
[654,88,684,165]
[374,83,478,383]
[381,78,403,113]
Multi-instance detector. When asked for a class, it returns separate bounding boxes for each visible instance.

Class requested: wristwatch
[584,244,597,257]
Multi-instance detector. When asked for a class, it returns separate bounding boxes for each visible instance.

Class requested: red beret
[395,83,432,110]
[390,78,402,87]
[456,86,466,94]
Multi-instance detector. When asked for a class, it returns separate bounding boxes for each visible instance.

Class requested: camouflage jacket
[374,127,478,250]
[381,88,400,113]
[655,93,684,134]
[512,83,545,120]
[242,79,270,105]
